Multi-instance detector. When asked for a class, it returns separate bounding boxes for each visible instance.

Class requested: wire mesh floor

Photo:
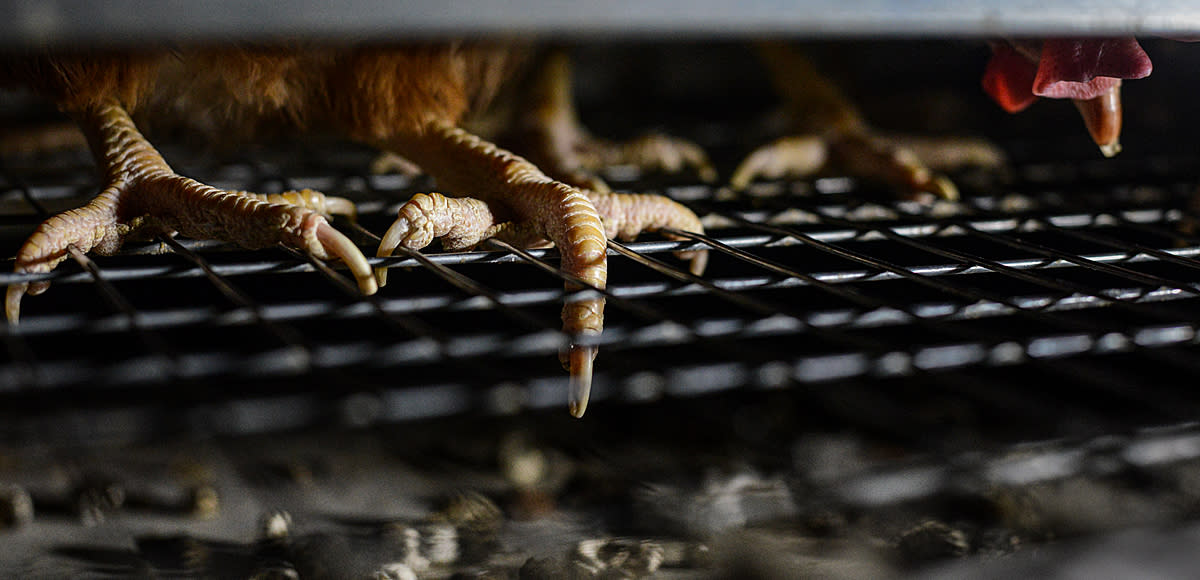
[3,120,1200,446]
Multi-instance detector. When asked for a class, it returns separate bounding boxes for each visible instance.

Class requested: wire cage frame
[2,40,1200,447]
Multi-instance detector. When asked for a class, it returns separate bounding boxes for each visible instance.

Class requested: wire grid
[2,125,1200,443]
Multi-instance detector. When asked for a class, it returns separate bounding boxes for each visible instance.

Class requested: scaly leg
[502,48,717,192]
[6,98,375,323]
[732,42,1005,200]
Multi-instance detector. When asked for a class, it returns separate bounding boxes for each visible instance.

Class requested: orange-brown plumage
[2,43,523,139]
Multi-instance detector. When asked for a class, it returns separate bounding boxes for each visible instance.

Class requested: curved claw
[566,343,596,418]
[314,219,377,295]
[927,175,959,202]
[682,248,709,277]
[6,283,27,324]
[4,272,54,323]
[375,217,418,287]
[731,136,828,191]
[1073,83,1123,158]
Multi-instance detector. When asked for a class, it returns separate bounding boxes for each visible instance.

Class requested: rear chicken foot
[503,48,717,192]
[732,42,1004,201]
[733,131,966,201]
[6,98,375,323]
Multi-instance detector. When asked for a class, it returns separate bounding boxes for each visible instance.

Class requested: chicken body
[2,43,707,417]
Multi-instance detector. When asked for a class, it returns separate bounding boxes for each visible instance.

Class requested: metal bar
[714,210,1185,407]
[6,314,1200,391]
[344,221,558,335]
[816,197,1200,385]
[482,237,804,379]
[161,235,313,364]
[606,238,895,354]
[1,0,1198,47]
[280,243,447,342]
[5,205,1188,287]
[63,244,177,382]
[805,204,1200,324]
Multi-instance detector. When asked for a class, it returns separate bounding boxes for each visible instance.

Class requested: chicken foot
[377,122,711,416]
[503,48,717,192]
[501,48,710,274]
[6,98,376,323]
[732,43,1003,200]
[377,121,608,417]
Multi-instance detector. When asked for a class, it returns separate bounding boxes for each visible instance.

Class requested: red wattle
[982,43,1039,113]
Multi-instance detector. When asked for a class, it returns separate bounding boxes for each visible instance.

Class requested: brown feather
[3,42,527,143]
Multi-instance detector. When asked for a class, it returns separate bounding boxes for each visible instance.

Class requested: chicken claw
[6,98,375,323]
[1073,83,1123,158]
[504,49,716,192]
[378,122,608,416]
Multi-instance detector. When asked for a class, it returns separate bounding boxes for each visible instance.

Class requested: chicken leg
[6,98,376,323]
[502,48,717,193]
[501,48,710,274]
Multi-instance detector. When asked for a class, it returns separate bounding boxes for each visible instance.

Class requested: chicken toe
[587,189,708,275]
[730,135,829,191]
[375,193,502,285]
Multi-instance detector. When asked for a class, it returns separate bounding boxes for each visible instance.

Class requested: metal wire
[4,123,1200,439]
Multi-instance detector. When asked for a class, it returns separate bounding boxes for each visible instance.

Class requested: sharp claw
[567,344,596,418]
[728,160,758,192]
[1073,84,1123,158]
[685,249,709,276]
[929,175,959,202]
[1099,142,1122,158]
[6,283,27,324]
[375,217,414,287]
[315,221,377,295]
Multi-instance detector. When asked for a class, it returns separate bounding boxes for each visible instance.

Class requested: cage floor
[4,127,1200,445]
